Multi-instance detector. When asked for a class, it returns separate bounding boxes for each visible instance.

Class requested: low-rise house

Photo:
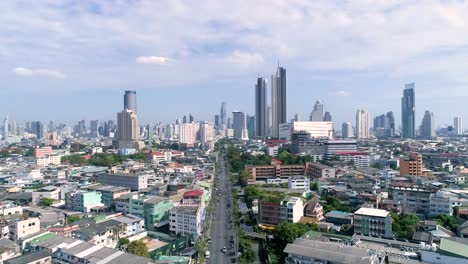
[4,250,51,264]
[304,201,324,221]
[324,210,354,225]
[32,186,60,206]
[9,217,41,242]
[65,191,103,213]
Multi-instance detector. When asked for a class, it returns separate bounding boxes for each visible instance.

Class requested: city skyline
[1,1,468,127]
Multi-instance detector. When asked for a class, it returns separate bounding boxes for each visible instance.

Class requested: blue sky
[1,0,468,128]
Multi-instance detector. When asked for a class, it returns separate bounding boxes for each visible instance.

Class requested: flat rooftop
[354,207,390,218]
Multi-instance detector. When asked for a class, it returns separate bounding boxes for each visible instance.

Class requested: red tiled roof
[183,190,203,197]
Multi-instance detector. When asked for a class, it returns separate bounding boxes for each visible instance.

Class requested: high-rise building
[356,109,370,139]
[31,121,44,139]
[267,105,272,135]
[199,122,215,143]
[189,114,194,123]
[402,83,415,138]
[271,65,287,138]
[247,115,256,139]
[124,90,137,112]
[342,122,353,138]
[294,114,301,122]
[214,114,220,130]
[90,120,99,138]
[255,77,267,137]
[116,109,139,146]
[324,112,332,122]
[386,111,395,137]
[232,111,248,140]
[420,110,435,139]
[2,115,8,139]
[400,152,423,176]
[220,102,227,129]
[454,116,463,135]
[310,100,324,121]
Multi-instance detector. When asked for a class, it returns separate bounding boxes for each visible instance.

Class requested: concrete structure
[279,121,333,140]
[65,191,103,213]
[288,176,310,191]
[130,196,173,231]
[429,191,463,216]
[169,205,202,239]
[284,239,379,264]
[389,184,436,214]
[97,173,148,191]
[34,147,52,158]
[420,110,435,139]
[0,202,22,218]
[4,250,51,264]
[246,164,306,182]
[258,196,304,226]
[402,83,416,138]
[255,77,268,137]
[335,151,371,168]
[36,155,62,167]
[83,185,130,208]
[271,65,287,138]
[116,109,140,149]
[179,122,197,145]
[353,207,392,238]
[356,109,370,139]
[9,218,40,241]
[308,162,336,179]
[323,140,357,157]
[305,201,324,221]
[32,186,60,206]
[400,152,423,176]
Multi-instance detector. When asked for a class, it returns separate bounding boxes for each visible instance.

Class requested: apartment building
[400,152,423,176]
[9,218,40,241]
[169,205,202,239]
[389,184,436,214]
[130,196,173,231]
[258,196,305,226]
[246,164,306,182]
[288,176,310,191]
[97,173,148,191]
[308,162,336,178]
[353,207,392,238]
[65,191,103,213]
[32,186,60,206]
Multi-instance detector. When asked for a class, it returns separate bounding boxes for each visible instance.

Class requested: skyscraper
[247,115,256,138]
[116,109,139,147]
[420,110,435,139]
[386,111,395,137]
[31,121,44,139]
[220,102,227,129]
[255,77,267,137]
[232,111,248,140]
[342,122,353,138]
[294,114,301,122]
[124,90,137,112]
[454,116,463,135]
[2,115,8,139]
[271,65,287,138]
[310,100,324,121]
[402,83,415,138]
[356,109,370,139]
[324,112,332,122]
[90,120,99,138]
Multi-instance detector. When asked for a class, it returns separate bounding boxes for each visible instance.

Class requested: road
[207,155,235,264]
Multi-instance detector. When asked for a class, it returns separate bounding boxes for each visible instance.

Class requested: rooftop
[5,250,51,264]
[354,207,390,218]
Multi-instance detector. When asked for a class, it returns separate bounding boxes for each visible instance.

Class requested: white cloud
[136,56,169,65]
[226,50,264,68]
[13,67,66,79]
[330,90,351,97]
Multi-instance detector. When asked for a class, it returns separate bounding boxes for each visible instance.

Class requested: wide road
[207,155,235,264]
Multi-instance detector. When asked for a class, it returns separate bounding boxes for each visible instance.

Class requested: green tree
[273,222,319,250]
[61,154,87,165]
[239,237,256,264]
[118,238,130,246]
[38,198,55,207]
[391,213,420,240]
[67,215,80,224]
[434,214,463,232]
[127,240,149,257]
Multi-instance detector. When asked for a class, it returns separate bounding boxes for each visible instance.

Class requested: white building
[280,196,305,223]
[454,116,463,135]
[356,109,370,139]
[342,122,353,138]
[36,155,62,167]
[429,191,463,216]
[179,123,197,145]
[9,217,40,241]
[336,151,371,167]
[288,176,310,191]
[232,111,249,140]
[354,207,392,238]
[32,186,61,205]
[169,205,202,239]
[279,121,333,141]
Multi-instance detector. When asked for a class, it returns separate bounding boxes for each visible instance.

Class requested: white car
[205,251,211,259]
[222,246,227,253]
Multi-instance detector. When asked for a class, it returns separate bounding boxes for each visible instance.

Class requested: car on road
[222,246,227,253]
[205,251,210,259]
[207,237,212,243]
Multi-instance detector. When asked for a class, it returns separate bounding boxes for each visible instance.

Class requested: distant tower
[402,83,415,138]
[454,116,463,135]
[356,109,370,139]
[232,111,249,140]
[342,122,353,138]
[2,115,8,139]
[294,114,301,122]
[220,102,227,129]
[420,110,435,139]
[255,77,267,137]
[271,65,287,138]
[324,112,332,122]
[310,100,324,121]
[124,90,137,112]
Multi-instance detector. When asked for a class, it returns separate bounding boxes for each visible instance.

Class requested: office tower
[146,123,153,141]
[324,112,332,122]
[271,65,287,138]
[31,121,44,139]
[182,116,187,124]
[386,111,395,137]
[166,123,174,139]
[11,120,17,136]
[227,117,232,129]
[356,109,370,139]
[90,120,99,138]
[247,115,256,138]
[214,114,220,130]
[454,116,463,135]
[420,110,435,139]
[255,77,267,137]
[47,120,55,132]
[124,90,137,112]
[200,122,215,143]
[310,100,324,121]
[232,111,248,140]
[189,114,194,123]
[179,123,197,144]
[220,102,227,129]
[342,122,353,138]
[294,114,301,122]
[402,83,416,138]
[267,105,272,135]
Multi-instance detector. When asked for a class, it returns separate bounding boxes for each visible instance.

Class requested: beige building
[9,218,40,241]
[116,109,141,149]
[400,152,423,176]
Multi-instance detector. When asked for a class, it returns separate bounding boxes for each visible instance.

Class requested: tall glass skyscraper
[401,83,415,138]
[220,102,227,130]
[124,90,137,112]
[255,77,267,137]
[271,65,287,138]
